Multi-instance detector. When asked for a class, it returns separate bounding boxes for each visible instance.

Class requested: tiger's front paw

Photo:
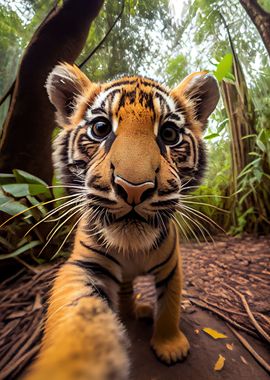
[151,330,190,364]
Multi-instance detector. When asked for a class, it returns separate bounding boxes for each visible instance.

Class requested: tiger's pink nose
[114,176,155,205]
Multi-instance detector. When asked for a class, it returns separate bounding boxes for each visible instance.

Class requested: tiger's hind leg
[133,275,157,320]
[23,241,129,380]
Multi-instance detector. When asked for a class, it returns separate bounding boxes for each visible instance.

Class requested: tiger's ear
[46,63,92,125]
[170,72,220,129]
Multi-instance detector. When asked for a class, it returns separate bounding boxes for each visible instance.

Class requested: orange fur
[24,64,219,380]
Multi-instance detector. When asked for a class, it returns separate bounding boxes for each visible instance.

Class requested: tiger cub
[24,64,219,380]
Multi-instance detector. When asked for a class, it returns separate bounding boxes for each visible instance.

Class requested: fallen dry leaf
[226,343,234,351]
[214,354,225,371]
[203,327,227,339]
[240,356,248,365]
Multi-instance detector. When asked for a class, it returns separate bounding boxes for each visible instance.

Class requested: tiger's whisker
[45,197,85,222]
[177,203,225,233]
[46,202,88,241]
[173,211,202,244]
[180,194,230,200]
[0,193,80,228]
[39,205,87,257]
[171,213,192,243]
[47,185,86,191]
[177,210,213,243]
[23,195,84,238]
[51,207,92,260]
[180,199,229,213]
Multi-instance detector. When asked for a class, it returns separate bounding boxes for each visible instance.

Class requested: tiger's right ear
[46,63,92,126]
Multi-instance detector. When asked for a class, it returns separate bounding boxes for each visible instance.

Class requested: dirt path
[0,235,269,379]
[127,308,269,380]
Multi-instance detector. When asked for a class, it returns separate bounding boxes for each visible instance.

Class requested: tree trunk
[0,0,104,184]
[239,0,270,56]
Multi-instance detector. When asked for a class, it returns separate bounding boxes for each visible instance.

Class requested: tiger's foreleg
[24,248,129,380]
[151,233,190,364]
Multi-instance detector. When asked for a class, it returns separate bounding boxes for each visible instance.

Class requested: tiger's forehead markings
[85,76,185,135]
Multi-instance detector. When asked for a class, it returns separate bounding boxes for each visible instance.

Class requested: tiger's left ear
[170,72,220,129]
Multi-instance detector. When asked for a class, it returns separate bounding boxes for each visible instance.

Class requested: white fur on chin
[99,221,160,254]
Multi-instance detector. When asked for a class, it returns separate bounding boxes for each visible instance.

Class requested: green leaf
[0,192,11,205]
[241,134,256,140]
[0,199,30,216]
[256,139,266,152]
[13,169,48,186]
[0,174,16,185]
[214,53,233,82]
[2,183,48,197]
[204,133,220,140]
[217,119,228,133]
[2,184,29,197]
[52,176,65,201]
[248,152,260,156]
[254,169,263,182]
[28,184,49,196]
[0,240,41,260]
[13,170,51,199]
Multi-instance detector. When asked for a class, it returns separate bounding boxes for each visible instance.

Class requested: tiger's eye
[87,119,112,141]
[160,123,181,146]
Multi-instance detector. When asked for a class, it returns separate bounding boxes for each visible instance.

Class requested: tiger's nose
[114,175,155,205]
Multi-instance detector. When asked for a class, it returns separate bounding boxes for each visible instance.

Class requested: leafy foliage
[0,170,72,262]
[0,0,269,266]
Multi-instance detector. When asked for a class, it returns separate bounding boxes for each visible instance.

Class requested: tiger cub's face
[47,64,219,253]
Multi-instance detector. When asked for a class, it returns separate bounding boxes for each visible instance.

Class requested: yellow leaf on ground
[226,343,234,351]
[214,354,225,371]
[203,327,227,339]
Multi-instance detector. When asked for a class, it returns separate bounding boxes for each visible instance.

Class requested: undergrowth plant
[0,169,73,263]
[231,95,270,234]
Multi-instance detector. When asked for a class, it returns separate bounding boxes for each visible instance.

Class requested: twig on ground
[189,298,258,337]
[228,324,270,374]
[0,345,40,380]
[224,284,270,343]
[185,292,251,317]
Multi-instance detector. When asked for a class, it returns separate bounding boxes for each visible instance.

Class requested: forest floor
[0,235,269,379]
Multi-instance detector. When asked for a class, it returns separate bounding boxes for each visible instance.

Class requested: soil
[0,235,269,379]
[128,308,269,380]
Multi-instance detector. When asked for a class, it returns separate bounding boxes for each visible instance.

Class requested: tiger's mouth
[93,205,172,232]
[115,209,148,223]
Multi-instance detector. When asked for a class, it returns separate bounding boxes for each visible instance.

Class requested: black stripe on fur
[148,229,176,274]
[90,286,113,308]
[70,260,121,285]
[80,240,121,266]
[156,264,177,288]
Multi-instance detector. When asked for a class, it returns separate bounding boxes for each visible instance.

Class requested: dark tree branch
[239,0,270,57]
[79,0,125,68]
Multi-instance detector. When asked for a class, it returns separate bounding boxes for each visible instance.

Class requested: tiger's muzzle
[114,175,155,206]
